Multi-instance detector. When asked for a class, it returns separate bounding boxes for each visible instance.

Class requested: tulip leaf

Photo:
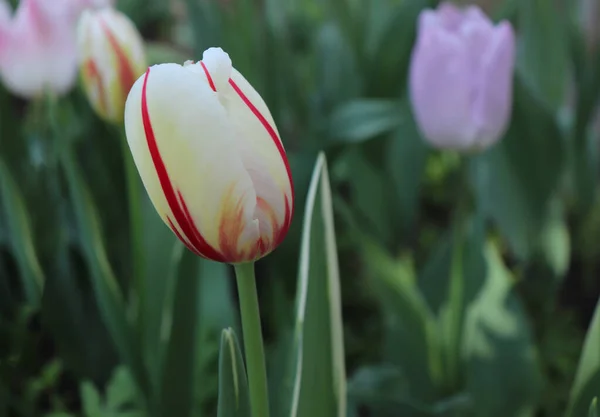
[463,240,541,417]
[362,0,427,96]
[517,0,569,111]
[591,398,599,417]
[59,143,149,396]
[566,297,600,417]
[216,328,252,417]
[159,250,237,417]
[0,159,43,305]
[329,99,403,143]
[285,152,346,417]
[139,193,180,392]
[359,237,442,402]
[470,76,565,259]
[385,101,429,236]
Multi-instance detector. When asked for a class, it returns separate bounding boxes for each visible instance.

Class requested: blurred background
[1,0,600,416]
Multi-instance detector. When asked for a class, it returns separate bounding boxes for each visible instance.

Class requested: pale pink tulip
[409,2,516,151]
[0,0,79,98]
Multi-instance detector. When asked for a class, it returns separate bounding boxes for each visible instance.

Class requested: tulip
[0,0,79,98]
[124,47,294,264]
[409,2,516,151]
[77,8,146,124]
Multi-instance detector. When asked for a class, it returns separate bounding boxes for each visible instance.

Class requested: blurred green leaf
[590,398,598,417]
[517,0,569,111]
[59,143,148,395]
[360,238,442,401]
[362,0,428,96]
[385,101,429,235]
[329,100,402,143]
[463,240,541,417]
[140,193,180,394]
[567,297,600,417]
[333,147,395,244]
[158,247,200,417]
[216,328,251,417]
[470,77,565,259]
[0,159,43,305]
[538,198,570,278]
[286,153,346,417]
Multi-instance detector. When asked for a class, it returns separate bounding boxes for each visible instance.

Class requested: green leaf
[217,328,251,417]
[362,0,428,96]
[80,382,102,417]
[470,77,565,259]
[158,247,200,417]
[286,153,346,417]
[385,102,429,235]
[106,367,142,410]
[590,398,598,417]
[360,238,442,402]
[538,198,570,278]
[139,193,180,393]
[0,159,43,305]
[463,240,541,417]
[329,100,402,143]
[59,144,148,395]
[567,297,600,417]
[517,0,569,111]
[332,147,395,244]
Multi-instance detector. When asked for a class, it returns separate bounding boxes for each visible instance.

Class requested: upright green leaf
[60,145,148,395]
[287,153,346,417]
[470,77,565,259]
[217,328,251,417]
[360,239,442,402]
[590,398,598,417]
[463,240,541,417]
[567,298,600,417]
[517,0,569,111]
[0,159,43,305]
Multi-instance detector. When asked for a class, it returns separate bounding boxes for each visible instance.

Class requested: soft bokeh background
[2,0,600,416]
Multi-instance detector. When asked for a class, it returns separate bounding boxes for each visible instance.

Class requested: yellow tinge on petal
[77,8,146,124]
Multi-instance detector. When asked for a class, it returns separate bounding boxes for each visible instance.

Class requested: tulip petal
[192,48,294,251]
[410,13,476,149]
[474,21,515,148]
[0,0,77,98]
[125,63,264,262]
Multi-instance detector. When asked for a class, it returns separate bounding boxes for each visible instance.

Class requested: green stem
[119,130,145,325]
[234,263,270,417]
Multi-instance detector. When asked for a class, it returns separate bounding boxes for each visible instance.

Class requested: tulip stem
[234,263,270,417]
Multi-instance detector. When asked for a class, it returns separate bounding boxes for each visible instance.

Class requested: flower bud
[124,48,294,264]
[409,2,516,151]
[0,0,78,98]
[78,8,146,124]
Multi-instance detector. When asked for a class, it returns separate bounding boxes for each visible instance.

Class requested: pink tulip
[409,2,516,151]
[0,0,88,98]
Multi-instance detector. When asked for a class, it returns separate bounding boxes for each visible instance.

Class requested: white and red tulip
[77,7,146,123]
[124,47,294,264]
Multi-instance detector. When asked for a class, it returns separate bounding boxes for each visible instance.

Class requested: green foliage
[2,0,600,417]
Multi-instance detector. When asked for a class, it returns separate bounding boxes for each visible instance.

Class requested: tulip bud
[409,2,516,151]
[78,8,146,124]
[124,48,294,263]
[0,0,78,98]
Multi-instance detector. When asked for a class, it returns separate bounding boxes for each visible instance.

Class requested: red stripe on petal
[100,19,136,104]
[167,216,203,257]
[228,78,295,221]
[200,61,217,92]
[141,68,225,262]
